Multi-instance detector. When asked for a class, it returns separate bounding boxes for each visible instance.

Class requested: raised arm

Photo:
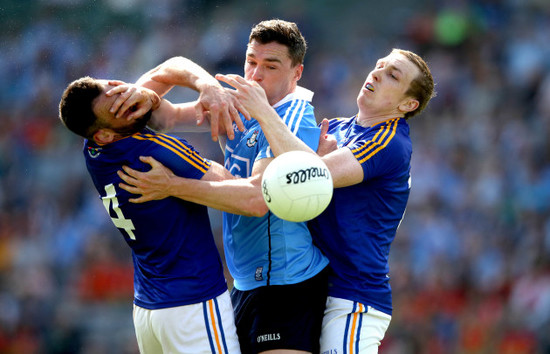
[147,100,204,133]
[216,74,313,156]
[216,73,363,188]
[108,57,250,141]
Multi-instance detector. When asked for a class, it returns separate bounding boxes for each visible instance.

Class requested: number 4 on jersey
[102,183,136,240]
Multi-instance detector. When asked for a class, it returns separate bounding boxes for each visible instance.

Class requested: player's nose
[250,67,263,82]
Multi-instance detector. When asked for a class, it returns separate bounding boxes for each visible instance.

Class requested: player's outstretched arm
[140,57,250,141]
[102,81,200,133]
[148,100,209,133]
[107,57,251,140]
[217,74,364,188]
[117,156,269,217]
[216,73,314,155]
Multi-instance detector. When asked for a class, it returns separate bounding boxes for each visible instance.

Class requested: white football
[261,151,333,222]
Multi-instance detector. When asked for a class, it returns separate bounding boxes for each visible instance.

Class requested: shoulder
[352,118,410,164]
[327,116,353,129]
[131,130,195,154]
[277,99,316,132]
[132,130,211,174]
[371,118,409,146]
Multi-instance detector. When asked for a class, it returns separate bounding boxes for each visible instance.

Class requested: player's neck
[356,112,402,127]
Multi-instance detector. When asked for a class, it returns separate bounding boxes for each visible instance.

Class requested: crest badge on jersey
[87,146,102,158]
[255,266,263,281]
[246,130,259,147]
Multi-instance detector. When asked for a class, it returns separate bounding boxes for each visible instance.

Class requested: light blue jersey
[224,87,329,291]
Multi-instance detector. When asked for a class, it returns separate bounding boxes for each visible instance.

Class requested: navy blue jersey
[308,117,411,315]
[84,127,227,309]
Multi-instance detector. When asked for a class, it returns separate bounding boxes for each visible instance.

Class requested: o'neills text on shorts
[257,333,281,343]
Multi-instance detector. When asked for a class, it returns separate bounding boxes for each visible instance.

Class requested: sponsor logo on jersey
[87,146,102,158]
[246,130,259,147]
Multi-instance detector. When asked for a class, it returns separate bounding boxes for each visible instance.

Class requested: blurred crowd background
[1,0,550,353]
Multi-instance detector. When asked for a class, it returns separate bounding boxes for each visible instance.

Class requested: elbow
[163,56,185,67]
[149,109,174,133]
[164,56,192,70]
[249,203,270,218]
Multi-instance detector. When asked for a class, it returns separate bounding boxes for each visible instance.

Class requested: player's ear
[398,98,419,114]
[93,128,116,145]
[294,64,304,81]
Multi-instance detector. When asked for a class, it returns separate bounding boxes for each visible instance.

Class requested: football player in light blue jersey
[117,19,329,354]
[58,71,245,353]
[217,48,435,353]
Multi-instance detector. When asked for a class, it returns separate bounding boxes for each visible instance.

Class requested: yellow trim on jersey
[132,133,210,173]
[153,133,211,169]
[351,118,399,164]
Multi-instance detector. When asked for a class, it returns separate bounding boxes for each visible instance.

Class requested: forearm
[216,73,314,155]
[149,100,209,132]
[137,56,220,94]
[256,107,314,156]
[256,109,362,188]
[138,57,246,141]
[167,175,268,217]
[135,65,174,97]
[321,147,364,188]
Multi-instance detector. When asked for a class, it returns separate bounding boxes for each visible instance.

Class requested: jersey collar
[273,86,314,108]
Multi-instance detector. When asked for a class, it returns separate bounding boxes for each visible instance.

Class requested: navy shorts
[231,267,328,353]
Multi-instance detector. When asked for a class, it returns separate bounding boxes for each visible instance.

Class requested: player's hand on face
[117,156,175,203]
[195,84,250,142]
[317,118,337,156]
[106,81,161,121]
[215,74,272,121]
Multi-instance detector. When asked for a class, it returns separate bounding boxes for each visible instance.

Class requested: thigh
[138,290,241,354]
[320,297,391,354]
[133,304,163,354]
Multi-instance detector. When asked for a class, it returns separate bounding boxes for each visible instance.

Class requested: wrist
[256,106,279,124]
[171,175,189,199]
[196,78,222,93]
[150,91,161,110]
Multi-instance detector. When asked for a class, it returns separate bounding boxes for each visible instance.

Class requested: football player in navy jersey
[115,20,329,354]
[58,71,246,353]
[215,48,436,353]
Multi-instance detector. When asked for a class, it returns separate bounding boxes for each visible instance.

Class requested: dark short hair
[249,19,307,67]
[59,76,103,139]
[393,49,436,119]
